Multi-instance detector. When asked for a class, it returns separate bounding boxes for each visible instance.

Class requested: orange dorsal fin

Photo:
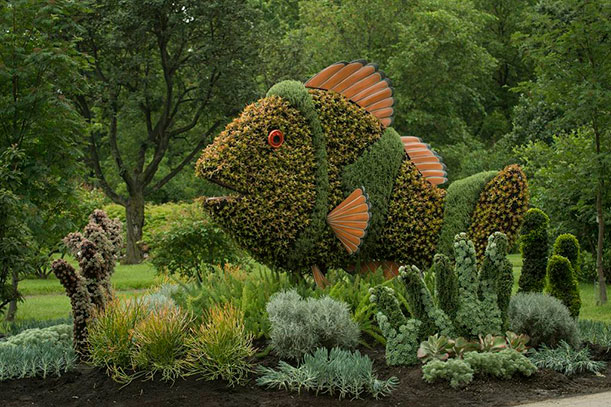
[305,60,394,128]
[400,136,448,185]
[327,187,371,255]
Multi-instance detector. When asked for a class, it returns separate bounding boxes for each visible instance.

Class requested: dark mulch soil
[2,345,611,407]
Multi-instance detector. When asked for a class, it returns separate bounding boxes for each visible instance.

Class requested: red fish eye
[268,129,284,148]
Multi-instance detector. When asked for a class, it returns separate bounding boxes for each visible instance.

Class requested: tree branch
[146,120,221,194]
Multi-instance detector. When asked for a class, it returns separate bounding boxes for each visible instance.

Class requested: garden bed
[2,345,611,407]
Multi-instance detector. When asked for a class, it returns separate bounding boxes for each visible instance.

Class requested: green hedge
[547,255,581,318]
[518,208,549,293]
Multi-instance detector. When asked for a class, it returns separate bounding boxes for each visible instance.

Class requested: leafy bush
[508,293,580,348]
[468,164,529,260]
[103,201,194,246]
[437,170,498,256]
[518,208,549,293]
[266,290,359,360]
[150,207,241,281]
[547,255,581,318]
[130,305,193,382]
[257,347,398,399]
[422,358,474,388]
[172,262,295,339]
[578,319,611,348]
[529,341,605,376]
[185,303,255,386]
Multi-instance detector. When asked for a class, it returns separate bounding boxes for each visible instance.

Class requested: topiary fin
[304,60,394,128]
[400,136,447,185]
[327,187,371,254]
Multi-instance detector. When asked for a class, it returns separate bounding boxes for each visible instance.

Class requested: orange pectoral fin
[327,187,371,255]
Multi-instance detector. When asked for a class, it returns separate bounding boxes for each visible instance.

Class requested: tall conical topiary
[547,255,581,318]
[518,208,549,293]
[553,234,581,278]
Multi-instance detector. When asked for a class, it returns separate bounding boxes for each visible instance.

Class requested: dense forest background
[1,0,609,310]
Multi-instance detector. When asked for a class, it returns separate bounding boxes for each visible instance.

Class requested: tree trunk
[596,184,607,304]
[123,193,145,264]
[594,126,607,304]
[5,270,19,322]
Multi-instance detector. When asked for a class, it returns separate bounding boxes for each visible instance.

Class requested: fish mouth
[204,177,246,204]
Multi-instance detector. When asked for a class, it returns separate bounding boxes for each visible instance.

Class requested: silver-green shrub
[508,293,580,348]
[267,290,359,359]
[257,347,398,399]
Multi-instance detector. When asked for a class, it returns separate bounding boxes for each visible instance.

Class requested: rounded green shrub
[547,255,581,318]
[469,164,529,260]
[149,208,241,281]
[508,292,579,348]
[518,208,550,293]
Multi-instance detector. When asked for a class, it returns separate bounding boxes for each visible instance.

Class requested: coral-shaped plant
[479,232,511,329]
[434,254,459,321]
[51,210,123,356]
[454,233,503,337]
[518,208,549,293]
[400,265,455,338]
[369,286,421,365]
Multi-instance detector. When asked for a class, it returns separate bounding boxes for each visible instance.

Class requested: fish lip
[204,176,246,203]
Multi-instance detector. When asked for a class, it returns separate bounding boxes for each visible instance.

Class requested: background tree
[514,0,610,302]
[76,0,262,263]
[0,0,86,319]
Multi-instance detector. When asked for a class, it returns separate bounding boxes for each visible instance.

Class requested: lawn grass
[14,291,148,322]
[19,260,158,296]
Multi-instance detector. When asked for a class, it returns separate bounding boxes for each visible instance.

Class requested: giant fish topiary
[196,60,528,285]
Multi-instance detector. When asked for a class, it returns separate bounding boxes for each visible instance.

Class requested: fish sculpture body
[196,61,527,283]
